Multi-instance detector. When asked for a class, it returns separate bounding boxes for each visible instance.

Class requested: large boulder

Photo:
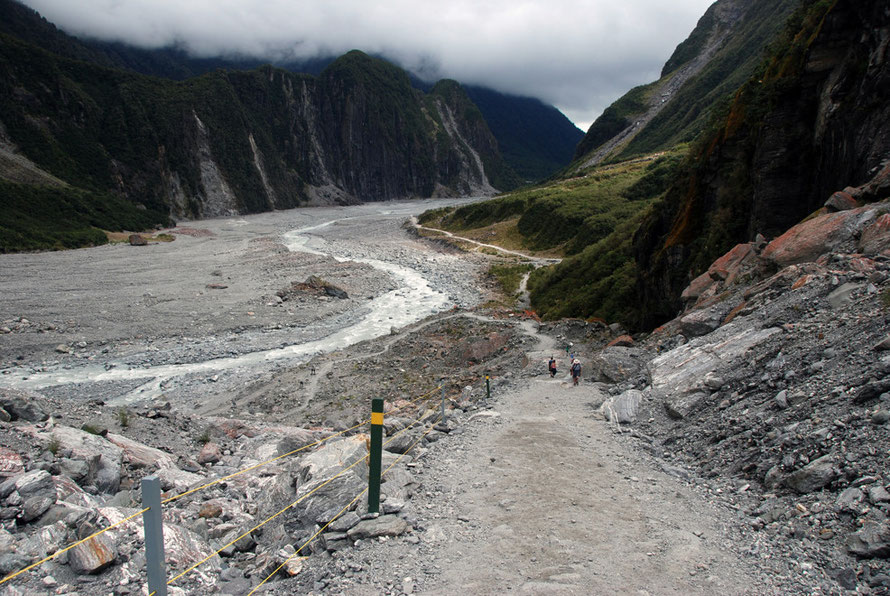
[847,521,890,559]
[346,515,409,540]
[762,206,877,266]
[785,455,837,494]
[285,436,370,536]
[0,389,48,422]
[707,242,755,285]
[20,425,123,469]
[105,433,175,470]
[68,534,117,574]
[649,322,781,417]
[587,347,648,384]
[601,390,643,424]
[679,303,734,337]
[859,213,890,256]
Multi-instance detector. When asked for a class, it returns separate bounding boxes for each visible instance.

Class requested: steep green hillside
[464,86,584,182]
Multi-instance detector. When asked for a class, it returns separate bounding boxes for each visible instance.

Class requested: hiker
[571,358,581,386]
[548,356,557,377]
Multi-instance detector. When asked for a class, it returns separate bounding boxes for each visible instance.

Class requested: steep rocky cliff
[0,30,515,250]
[572,0,798,168]
[632,0,890,328]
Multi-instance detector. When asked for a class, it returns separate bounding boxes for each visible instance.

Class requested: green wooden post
[440,382,446,423]
[368,398,384,514]
[486,375,490,400]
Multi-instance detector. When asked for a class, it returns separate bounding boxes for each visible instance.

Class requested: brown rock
[762,207,878,266]
[199,502,223,519]
[824,191,858,212]
[707,243,754,286]
[791,275,815,290]
[128,234,147,246]
[68,534,117,574]
[607,335,634,348]
[197,442,221,465]
[681,271,715,302]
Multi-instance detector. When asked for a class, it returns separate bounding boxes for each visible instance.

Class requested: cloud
[19,0,716,130]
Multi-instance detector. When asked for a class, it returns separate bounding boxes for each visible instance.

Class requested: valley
[0,200,486,411]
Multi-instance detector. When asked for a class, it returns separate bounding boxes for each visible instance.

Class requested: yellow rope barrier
[0,507,149,586]
[248,489,368,595]
[167,454,367,586]
[0,382,448,590]
[248,415,443,594]
[162,418,369,505]
[163,384,440,506]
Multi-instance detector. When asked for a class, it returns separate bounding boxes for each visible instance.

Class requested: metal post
[440,382,446,423]
[486,375,490,401]
[141,476,167,596]
[368,398,384,514]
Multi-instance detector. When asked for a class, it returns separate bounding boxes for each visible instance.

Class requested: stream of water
[6,212,455,403]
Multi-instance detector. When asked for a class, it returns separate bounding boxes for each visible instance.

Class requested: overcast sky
[19,0,716,130]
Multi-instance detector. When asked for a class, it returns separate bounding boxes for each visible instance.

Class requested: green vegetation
[116,408,130,428]
[527,212,645,325]
[196,428,211,445]
[46,434,61,456]
[428,149,683,257]
[421,149,684,325]
[489,263,535,297]
[0,181,169,252]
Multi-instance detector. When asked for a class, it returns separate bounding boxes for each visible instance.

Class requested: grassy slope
[420,149,685,325]
[0,181,168,252]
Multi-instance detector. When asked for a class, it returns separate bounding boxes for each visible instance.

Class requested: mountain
[2,0,580,185]
[572,0,799,168]
[463,86,584,182]
[416,0,890,332]
[0,0,523,251]
[632,0,890,327]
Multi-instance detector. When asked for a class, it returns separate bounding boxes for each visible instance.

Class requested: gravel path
[283,323,783,595]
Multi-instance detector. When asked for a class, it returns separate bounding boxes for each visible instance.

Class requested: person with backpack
[548,356,557,377]
[571,358,581,386]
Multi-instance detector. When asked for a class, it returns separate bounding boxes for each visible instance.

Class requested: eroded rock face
[68,534,117,575]
[762,207,877,267]
[601,390,643,424]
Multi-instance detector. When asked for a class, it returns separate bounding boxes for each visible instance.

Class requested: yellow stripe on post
[371,412,384,426]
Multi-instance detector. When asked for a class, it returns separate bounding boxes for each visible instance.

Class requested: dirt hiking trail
[310,322,783,596]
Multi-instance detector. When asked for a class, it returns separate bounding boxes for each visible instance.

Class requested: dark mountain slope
[0,28,517,250]
[3,0,579,185]
[463,86,584,182]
